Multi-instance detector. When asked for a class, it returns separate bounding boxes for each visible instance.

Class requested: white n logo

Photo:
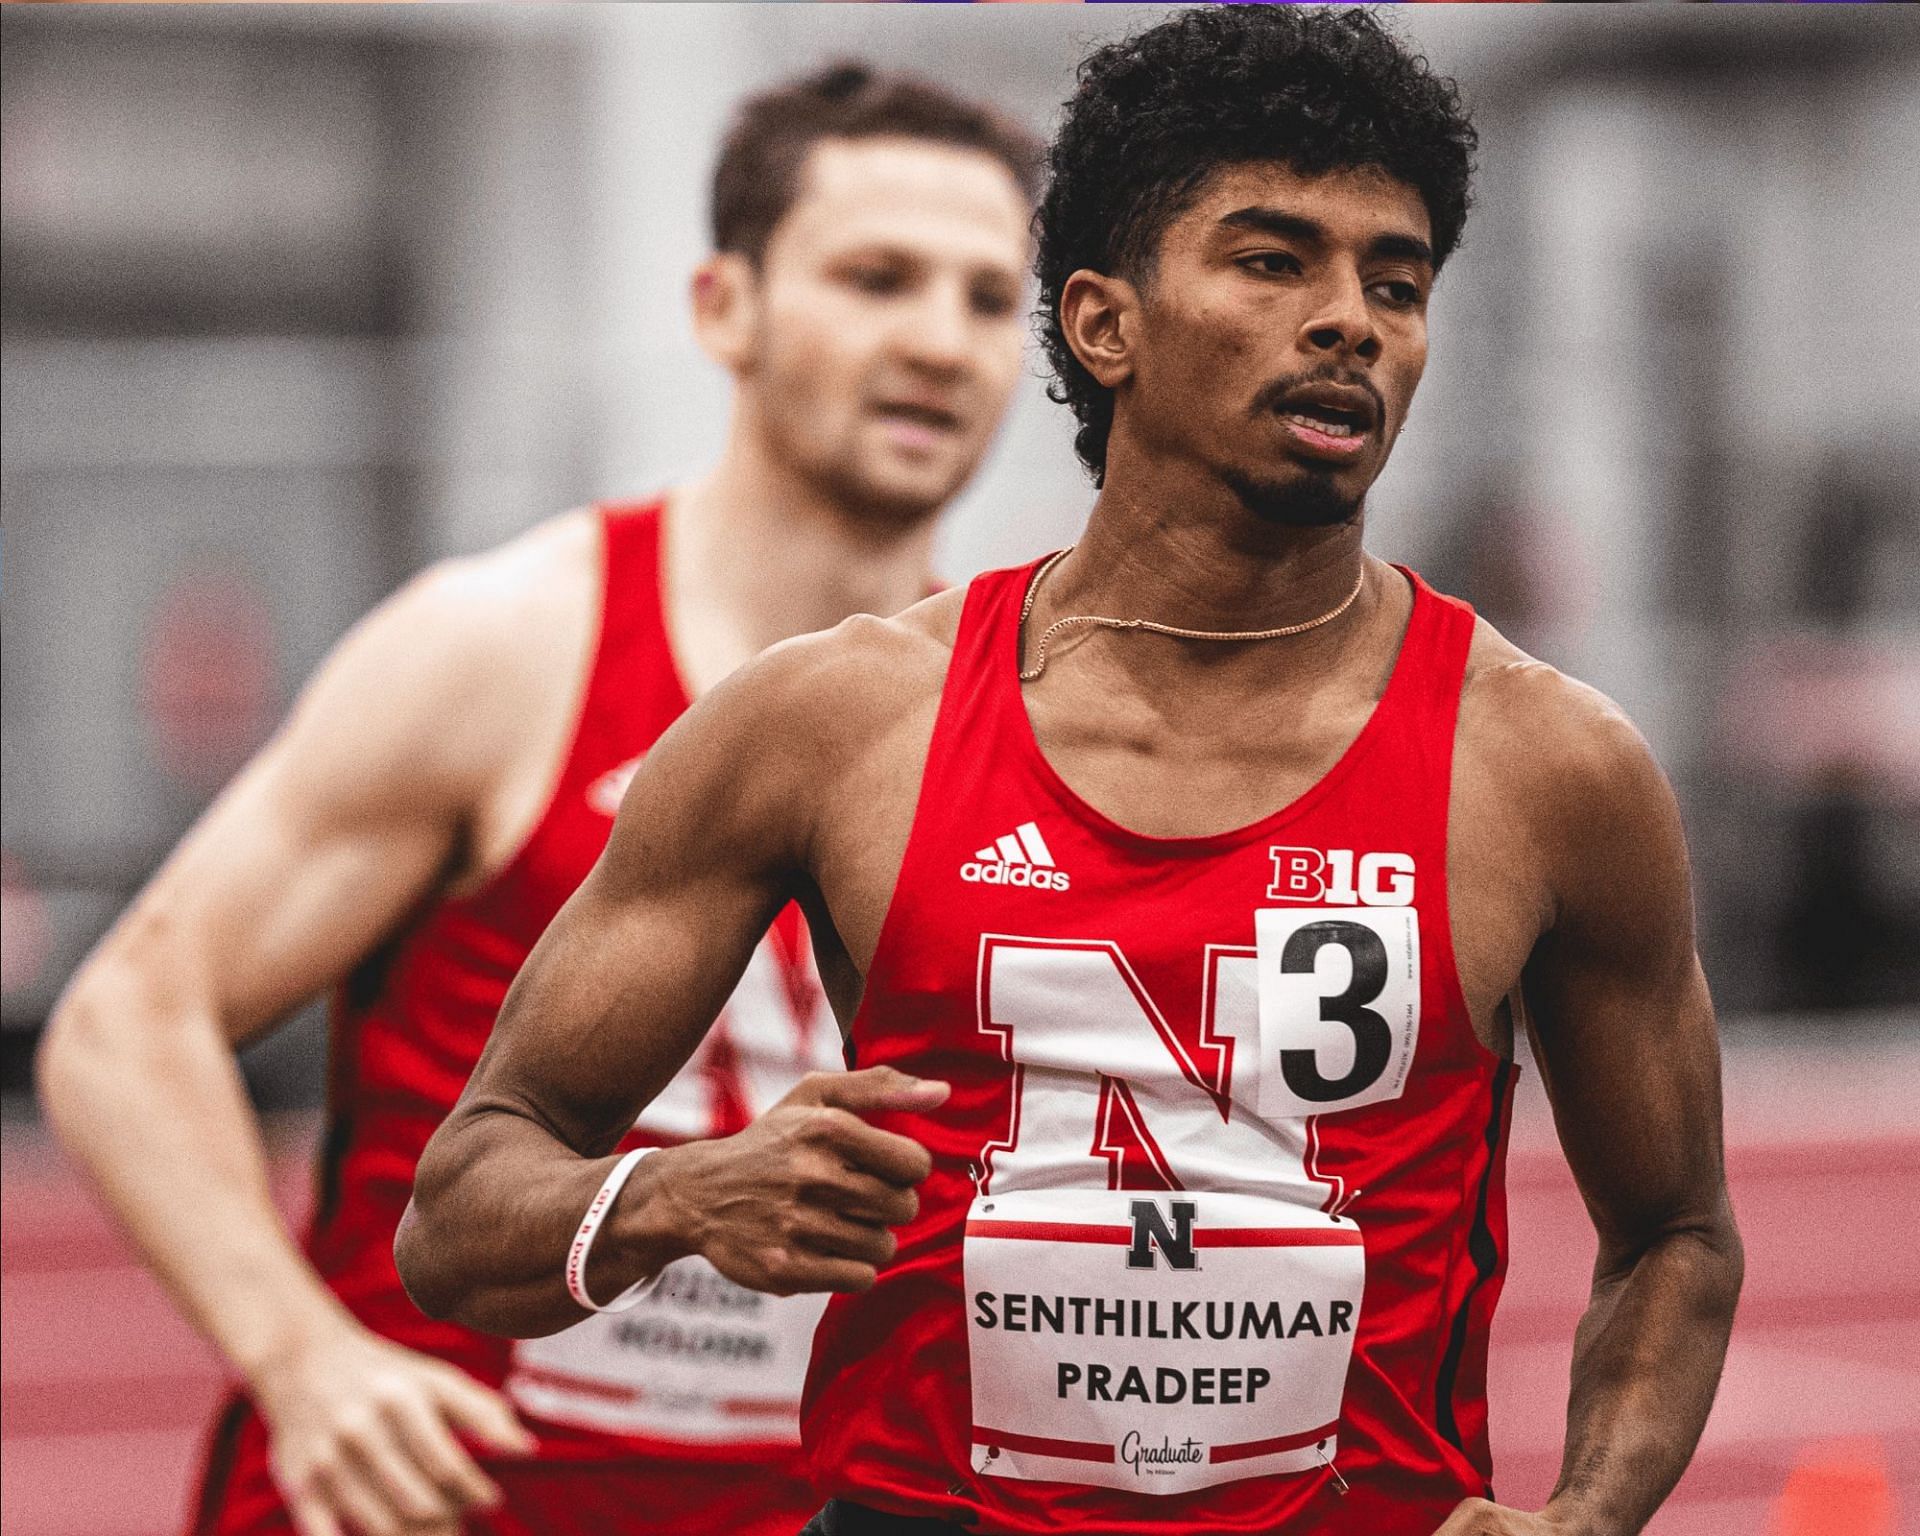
[975,936,1329,1206]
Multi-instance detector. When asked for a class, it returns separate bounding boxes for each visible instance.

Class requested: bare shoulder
[284,508,601,800]
[788,583,967,681]
[1458,619,1665,800]
[399,507,599,665]
[709,584,964,759]
[598,585,964,891]
[1455,616,1689,930]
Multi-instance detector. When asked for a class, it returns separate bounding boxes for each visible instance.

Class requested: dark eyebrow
[1218,205,1433,269]
[1219,206,1326,245]
[1370,232,1435,268]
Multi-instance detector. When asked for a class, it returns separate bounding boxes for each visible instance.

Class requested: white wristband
[565,1147,663,1314]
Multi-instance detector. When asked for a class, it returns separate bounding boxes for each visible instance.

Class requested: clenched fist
[629,1066,949,1297]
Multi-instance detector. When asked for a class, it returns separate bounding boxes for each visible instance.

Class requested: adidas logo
[960,821,1071,892]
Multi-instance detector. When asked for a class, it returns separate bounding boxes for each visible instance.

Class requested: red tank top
[803,557,1517,1531]
[307,502,843,1462]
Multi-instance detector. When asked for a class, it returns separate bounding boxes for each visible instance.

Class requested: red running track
[3,1034,1914,1536]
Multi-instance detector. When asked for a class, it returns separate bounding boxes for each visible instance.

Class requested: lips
[872,398,962,432]
[1273,382,1378,434]
[1271,381,1378,462]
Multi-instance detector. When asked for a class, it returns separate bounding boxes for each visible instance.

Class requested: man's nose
[898,282,974,374]
[1300,272,1381,363]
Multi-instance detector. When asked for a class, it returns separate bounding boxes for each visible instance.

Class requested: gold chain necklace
[1018,547,1367,683]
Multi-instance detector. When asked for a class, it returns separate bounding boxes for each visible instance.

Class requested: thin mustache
[1252,372,1385,423]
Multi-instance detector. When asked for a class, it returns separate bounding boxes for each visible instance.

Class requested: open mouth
[1269,383,1378,460]
[874,400,962,433]
[1277,401,1367,439]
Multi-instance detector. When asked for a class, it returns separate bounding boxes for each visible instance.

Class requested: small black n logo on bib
[1126,1198,1198,1270]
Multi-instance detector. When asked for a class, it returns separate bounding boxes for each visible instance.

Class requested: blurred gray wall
[3,4,1916,1089]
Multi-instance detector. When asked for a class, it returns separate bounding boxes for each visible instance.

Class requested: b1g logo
[1267,846,1414,907]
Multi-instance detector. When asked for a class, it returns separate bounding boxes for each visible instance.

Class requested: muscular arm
[39,567,497,1374]
[398,626,942,1337]
[1529,704,1742,1536]
[1447,682,1743,1536]
[37,560,539,1532]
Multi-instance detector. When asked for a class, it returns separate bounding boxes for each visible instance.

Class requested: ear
[690,252,760,375]
[1057,268,1139,391]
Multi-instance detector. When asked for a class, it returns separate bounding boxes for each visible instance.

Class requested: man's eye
[847,267,904,295]
[971,287,1018,319]
[1372,280,1423,308]
[1241,252,1302,276]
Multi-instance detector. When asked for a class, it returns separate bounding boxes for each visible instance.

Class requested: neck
[663,412,938,695]
[1050,434,1370,635]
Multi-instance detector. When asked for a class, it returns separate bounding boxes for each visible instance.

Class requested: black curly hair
[1036,7,1477,485]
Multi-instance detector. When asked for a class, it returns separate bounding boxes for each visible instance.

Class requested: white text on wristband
[565,1147,663,1313]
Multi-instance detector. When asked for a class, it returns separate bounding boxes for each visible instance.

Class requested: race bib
[506,1256,827,1444]
[1254,907,1420,1118]
[965,1186,1364,1495]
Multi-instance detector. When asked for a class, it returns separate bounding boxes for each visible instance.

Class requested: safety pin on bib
[1315,1442,1349,1495]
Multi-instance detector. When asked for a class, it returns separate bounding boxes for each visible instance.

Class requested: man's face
[1122,162,1434,526]
[725,137,1031,524]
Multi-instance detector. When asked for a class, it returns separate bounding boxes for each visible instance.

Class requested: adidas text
[962,820,1070,892]
[961,861,1071,892]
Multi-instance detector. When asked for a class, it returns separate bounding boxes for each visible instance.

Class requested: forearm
[398,1105,695,1337]
[37,975,354,1385]
[1545,1213,1744,1536]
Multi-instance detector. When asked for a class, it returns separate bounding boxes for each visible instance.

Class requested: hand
[251,1319,536,1536]
[1432,1499,1575,1536]
[651,1065,950,1297]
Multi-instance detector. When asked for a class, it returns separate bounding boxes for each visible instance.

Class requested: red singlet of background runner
[802,557,1517,1533]
[194,504,833,1536]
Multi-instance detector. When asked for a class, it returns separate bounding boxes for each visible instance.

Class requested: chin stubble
[818,457,949,530]
[1221,468,1363,528]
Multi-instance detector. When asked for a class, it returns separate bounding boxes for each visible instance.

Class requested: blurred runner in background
[37,61,1037,1536]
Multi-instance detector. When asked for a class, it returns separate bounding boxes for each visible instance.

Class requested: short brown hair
[710,61,1043,263]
